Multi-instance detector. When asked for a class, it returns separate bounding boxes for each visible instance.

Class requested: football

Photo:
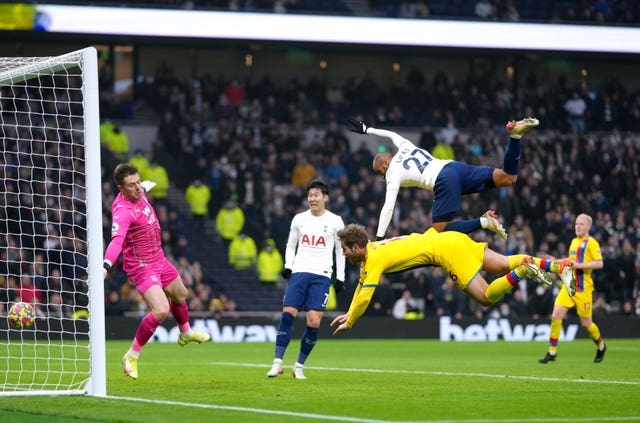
[8,302,36,329]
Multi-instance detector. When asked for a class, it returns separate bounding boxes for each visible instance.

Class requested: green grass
[1,339,639,422]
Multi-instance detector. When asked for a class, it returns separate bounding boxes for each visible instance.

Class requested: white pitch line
[209,361,640,386]
[106,395,640,423]
[106,395,396,422]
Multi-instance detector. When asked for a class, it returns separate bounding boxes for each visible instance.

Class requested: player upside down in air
[330,224,577,335]
[348,117,539,241]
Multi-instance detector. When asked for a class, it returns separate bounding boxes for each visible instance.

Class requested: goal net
[0,47,105,396]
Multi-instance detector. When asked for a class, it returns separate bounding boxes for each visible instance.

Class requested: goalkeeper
[348,117,539,241]
[103,163,210,380]
[330,224,576,336]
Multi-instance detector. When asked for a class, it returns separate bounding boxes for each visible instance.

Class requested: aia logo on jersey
[300,234,326,247]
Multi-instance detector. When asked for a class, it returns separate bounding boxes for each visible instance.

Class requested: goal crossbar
[0,50,89,87]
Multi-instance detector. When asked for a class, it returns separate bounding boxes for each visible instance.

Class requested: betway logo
[150,319,277,343]
[439,316,579,342]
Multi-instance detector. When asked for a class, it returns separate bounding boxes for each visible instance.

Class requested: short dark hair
[113,163,139,186]
[337,224,369,248]
[306,178,329,196]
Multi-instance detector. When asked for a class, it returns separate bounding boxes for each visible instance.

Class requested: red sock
[134,313,162,350]
[170,300,191,332]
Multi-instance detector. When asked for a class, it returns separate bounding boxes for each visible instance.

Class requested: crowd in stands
[0,100,91,320]
[371,0,640,24]
[39,0,640,24]
[6,1,640,321]
[94,45,640,320]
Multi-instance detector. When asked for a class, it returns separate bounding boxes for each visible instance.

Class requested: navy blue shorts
[432,161,495,223]
[283,272,331,311]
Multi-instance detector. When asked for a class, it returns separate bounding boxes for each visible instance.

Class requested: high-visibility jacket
[147,165,169,199]
[128,155,151,181]
[216,206,245,240]
[185,183,211,216]
[105,129,129,159]
[257,239,283,283]
[229,235,257,270]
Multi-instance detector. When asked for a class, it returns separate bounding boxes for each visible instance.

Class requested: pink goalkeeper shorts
[128,257,179,295]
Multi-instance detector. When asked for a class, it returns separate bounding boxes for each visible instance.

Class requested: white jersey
[368,127,452,238]
[285,209,345,281]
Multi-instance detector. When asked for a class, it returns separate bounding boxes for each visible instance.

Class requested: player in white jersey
[348,118,539,240]
[266,178,345,379]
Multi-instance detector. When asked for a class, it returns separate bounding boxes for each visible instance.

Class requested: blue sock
[296,326,318,365]
[443,218,481,234]
[502,138,521,175]
[274,311,295,359]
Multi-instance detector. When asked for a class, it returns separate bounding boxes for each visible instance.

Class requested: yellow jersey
[568,236,602,293]
[346,228,486,326]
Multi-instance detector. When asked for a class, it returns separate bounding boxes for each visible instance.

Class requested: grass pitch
[1,338,639,422]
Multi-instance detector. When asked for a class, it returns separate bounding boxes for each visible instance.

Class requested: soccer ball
[8,302,36,329]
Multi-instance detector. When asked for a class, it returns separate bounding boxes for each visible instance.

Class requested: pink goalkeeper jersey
[104,192,164,272]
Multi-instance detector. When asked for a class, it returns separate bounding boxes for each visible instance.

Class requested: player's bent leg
[462,274,491,306]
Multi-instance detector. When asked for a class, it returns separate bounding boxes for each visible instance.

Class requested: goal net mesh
[0,50,99,395]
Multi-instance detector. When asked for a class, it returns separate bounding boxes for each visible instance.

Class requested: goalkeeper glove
[140,180,156,192]
[347,118,368,134]
[103,261,111,280]
[332,279,345,294]
[281,268,292,279]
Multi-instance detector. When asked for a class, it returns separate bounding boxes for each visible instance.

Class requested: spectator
[564,91,588,134]
[291,152,317,189]
[228,233,257,270]
[147,161,170,201]
[392,290,418,319]
[257,238,284,284]
[436,277,464,319]
[475,0,496,19]
[104,125,129,161]
[215,196,245,242]
[185,179,211,227]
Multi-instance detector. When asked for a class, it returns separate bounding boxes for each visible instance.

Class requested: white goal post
[0,47,105,396]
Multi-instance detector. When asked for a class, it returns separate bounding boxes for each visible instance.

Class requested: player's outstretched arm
[347,118,412,150]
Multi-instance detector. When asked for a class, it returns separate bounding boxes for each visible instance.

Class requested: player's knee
[153,308,170,322]
[173,286,189,303]
[494,170,517,187]
[499,173,518,186]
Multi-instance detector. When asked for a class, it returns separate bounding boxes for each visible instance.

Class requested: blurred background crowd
[2,0,640,323]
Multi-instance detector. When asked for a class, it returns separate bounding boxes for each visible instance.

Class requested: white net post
[0,47,105,396]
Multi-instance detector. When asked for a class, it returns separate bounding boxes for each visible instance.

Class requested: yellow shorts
[436,231,486,289]
[555,287,593,317]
